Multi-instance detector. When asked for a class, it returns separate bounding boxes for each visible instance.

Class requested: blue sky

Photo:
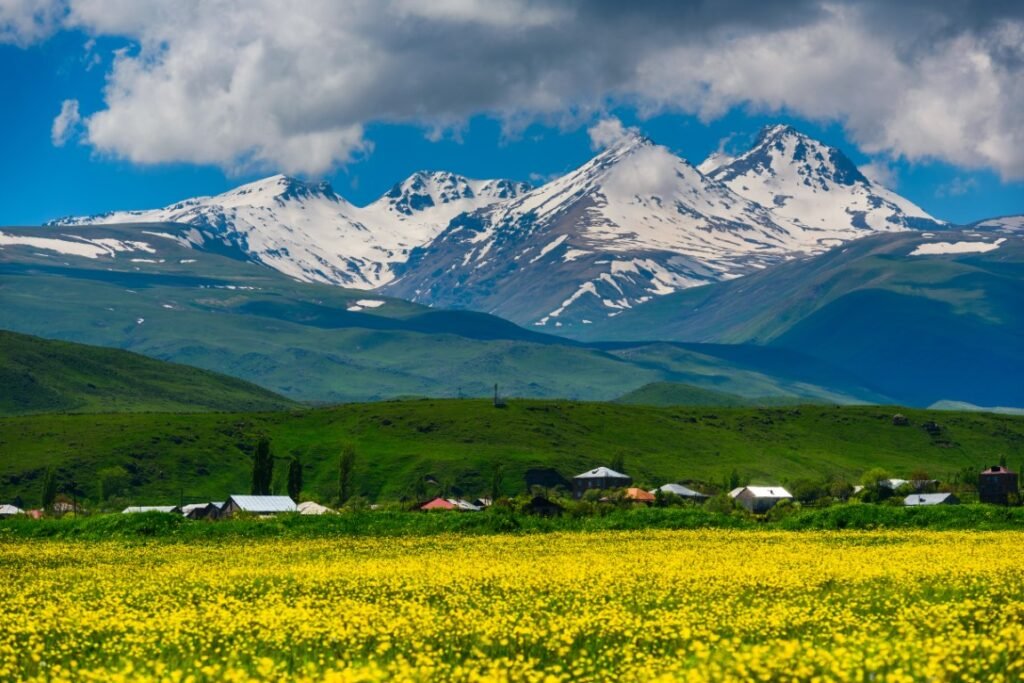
[2,3,1022,226]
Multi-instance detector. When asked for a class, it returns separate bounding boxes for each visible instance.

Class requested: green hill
[572,231,1024,408]
[0,224,880,404]
[0,329,295,415]
[2,399,1020,506]
[615,382,819,407]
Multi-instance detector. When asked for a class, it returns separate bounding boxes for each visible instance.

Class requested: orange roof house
[420,497,457,511]
[624,487,656,503]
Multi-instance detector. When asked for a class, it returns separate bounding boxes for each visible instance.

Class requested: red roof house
[420,497,457,511]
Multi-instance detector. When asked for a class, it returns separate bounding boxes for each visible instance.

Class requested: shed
[979,466,1018,505]
[122,505,181,514]
[220,495,296,517]
[0,504,25,519]
[420,497,457,511]
[624,487,656,504]
[904,492,959,506]
[729,486,793,513]
[572,466,632,498]
[523,496,564,517]
[181,502,223,520]
[651,484,709,502]
[297,501,333,515]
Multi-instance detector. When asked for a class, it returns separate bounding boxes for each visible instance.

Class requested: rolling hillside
[572,231,1024,407]
[615,382,819,407]
[0,224,880,404]
[1,400,1021,506]
[0,330,295,414]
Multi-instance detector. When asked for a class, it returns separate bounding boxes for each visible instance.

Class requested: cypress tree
[41,468,58,511]
[251,437,273,495]
[339,445,356,504]
[287,456,303,502]
[490,462,504,502]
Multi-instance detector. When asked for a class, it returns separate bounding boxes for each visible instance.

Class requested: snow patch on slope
[910,238,1005,256]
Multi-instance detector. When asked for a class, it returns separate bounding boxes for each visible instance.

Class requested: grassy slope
[0,224,877,404]
[615,382,817,407]
[1,399,1021,506]
[0,329,295,414]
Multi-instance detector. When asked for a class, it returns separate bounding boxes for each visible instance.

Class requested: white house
[729,486,793,513]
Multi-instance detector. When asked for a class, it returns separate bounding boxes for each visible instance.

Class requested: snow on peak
[705,125,941,240]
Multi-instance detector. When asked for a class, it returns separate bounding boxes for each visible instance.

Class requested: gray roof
[904,493,957,506]
[574,466,630,480]
[651,483,708,498]
[122,506,179,514]
[226,495,297,513]
[0,504,24,515]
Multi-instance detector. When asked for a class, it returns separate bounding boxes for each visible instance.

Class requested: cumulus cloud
[0,0,64,46]
[587,118,639,150]
[51,98,81,146]
[858,160,899,189]
[3,0,1024,179]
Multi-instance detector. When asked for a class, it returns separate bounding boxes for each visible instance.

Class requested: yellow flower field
[1,530,1023,682]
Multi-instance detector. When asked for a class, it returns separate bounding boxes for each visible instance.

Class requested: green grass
[615,381,823,407]
[0,329,296,415]
[1,399,1021,507]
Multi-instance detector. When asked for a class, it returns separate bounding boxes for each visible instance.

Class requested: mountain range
[48,125,943,329]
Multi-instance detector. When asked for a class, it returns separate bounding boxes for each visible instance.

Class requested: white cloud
[858,160,899,189]
[935,176,979,198]
[0,0,64,46]
[587,117,639,150]
[3,1,1023,180]
[51,98,81,146]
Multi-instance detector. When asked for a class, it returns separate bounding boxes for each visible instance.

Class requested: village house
[979,466,1018,505]
[904,492,959,506]
[624,487,656,504]
[524,496,564,517]
[181,502,224,520]
[729,486,793,513]
[572,467,632,498]
[651,483,709,502]
[420,497,456,511]
[0,504,25,519]
[219,495,296,518]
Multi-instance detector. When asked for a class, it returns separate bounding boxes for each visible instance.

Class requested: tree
[251,437,273,496]
[338,445,356,504]
[287,456,303,502]
[41,468,58,511]
[610,453,626,474]
[490,462,504,502]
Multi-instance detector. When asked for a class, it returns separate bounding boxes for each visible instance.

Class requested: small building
[448,498,482,512]
[651,484,709,502]
[122,505,181,514]
[729,486,793,513]
[219,495,296,518]
[0,504,25,519]
[904,492,959,507]
[420,497,457,511]
[523,496,564,517]
[624,487,656,504]
[572,466,632,498]
[181,502,223,520]
[979,466,1018,505]
[297,501,333,515]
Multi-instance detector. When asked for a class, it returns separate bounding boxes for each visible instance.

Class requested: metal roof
[730,486,792,499]
[0,504,25,515]
[226,495,297,513]
[904,493,957,506]
[447,498,482,511]
[574,466,630,480]
[652,484,708,498]
[122,506,179,514]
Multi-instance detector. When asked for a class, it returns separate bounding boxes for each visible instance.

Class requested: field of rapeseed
[2,530,1023,682]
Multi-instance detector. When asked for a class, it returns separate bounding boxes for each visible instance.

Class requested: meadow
[2,529,1022,682]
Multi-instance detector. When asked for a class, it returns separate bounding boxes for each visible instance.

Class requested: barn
[219,495,297,517]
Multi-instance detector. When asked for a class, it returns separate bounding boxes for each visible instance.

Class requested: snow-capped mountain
[969,214,1024,233]
[51,172,530,288]
[384,132,814,327]
[702,125,942,244]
